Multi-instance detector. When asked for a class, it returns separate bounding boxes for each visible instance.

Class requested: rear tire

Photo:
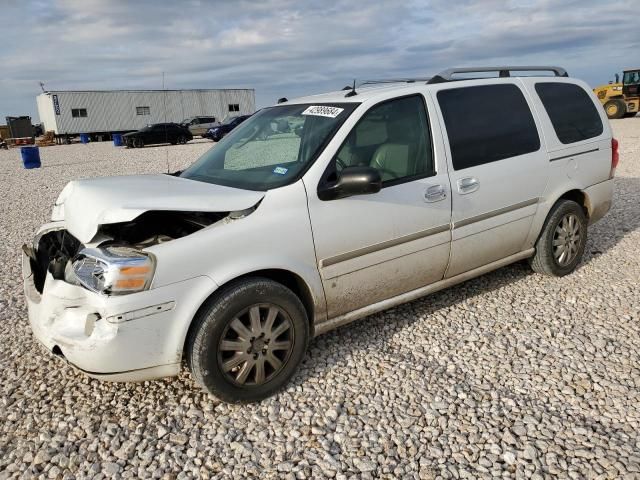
[530,200,587,277]
[186,277,309,403]
[604,99,626,119]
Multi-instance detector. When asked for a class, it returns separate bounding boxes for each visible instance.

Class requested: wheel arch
[556,189,591,218]
[182,268,318,362]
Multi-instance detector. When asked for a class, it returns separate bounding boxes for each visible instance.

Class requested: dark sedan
[203,115,251,141]
[124,123,193,148]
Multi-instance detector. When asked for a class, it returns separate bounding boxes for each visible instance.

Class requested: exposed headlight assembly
[71,246,155,295]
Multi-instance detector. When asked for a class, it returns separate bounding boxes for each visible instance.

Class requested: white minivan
[23,67,616,403]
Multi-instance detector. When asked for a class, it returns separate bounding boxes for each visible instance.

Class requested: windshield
[181,118,193,124]
[181,103,358,190]
[623,71,640,85]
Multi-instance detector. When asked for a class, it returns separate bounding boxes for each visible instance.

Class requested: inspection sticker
[301,105,344,118]
[273,166,288,175]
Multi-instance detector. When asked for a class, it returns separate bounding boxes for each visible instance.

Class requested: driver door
[305,94,452,318]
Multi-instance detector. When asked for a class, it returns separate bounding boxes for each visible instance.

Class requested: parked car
[23,66,616,403]
[123,123,192,148]
[181,116,217,136]
[203,115,251,141]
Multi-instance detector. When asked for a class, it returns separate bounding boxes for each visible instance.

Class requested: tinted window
[535,82,603,144]
[438,84,540,170]
[332,95,434,183]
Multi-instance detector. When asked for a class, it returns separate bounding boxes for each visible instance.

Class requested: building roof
[38,88,254,95]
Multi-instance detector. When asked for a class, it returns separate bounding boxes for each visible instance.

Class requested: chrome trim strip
[320,224,450,268]
[454,197,539,229]
[314,249,535,336]
[550,147,599,162]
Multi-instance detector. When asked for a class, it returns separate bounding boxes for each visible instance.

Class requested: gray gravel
[1,124,639,479]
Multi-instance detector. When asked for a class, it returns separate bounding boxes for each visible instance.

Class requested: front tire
[530,200,587,277]
[133,137,144,148]
[187,277,309,403]
[604,99,626,119]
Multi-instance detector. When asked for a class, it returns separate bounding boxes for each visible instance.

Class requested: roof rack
[427,66,568,84]
[359,78,432,87]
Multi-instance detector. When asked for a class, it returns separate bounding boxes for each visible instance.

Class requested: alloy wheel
[553,213,581,266]
[217,304,294,386]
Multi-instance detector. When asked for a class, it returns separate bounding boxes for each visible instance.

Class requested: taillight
[611,138,619,178]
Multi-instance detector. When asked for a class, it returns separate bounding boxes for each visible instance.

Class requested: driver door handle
[457,177,480,194]
[424,184,447,202]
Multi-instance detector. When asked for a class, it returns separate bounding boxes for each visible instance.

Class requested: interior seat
[370,116,418,181]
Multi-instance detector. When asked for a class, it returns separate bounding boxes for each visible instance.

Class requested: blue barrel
[113,134,123,147]
[21,146,41,169]
[80,133,90,144]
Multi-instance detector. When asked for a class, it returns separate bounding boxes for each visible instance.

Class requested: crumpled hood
[53,174,264,243]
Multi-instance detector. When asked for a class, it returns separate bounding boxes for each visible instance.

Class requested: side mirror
[318,166,382,201]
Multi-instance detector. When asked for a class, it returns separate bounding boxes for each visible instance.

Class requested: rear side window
[438,84,540,170]
[535,82,603,144]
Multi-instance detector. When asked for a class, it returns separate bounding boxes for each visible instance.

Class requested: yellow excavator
[593,68,640,119]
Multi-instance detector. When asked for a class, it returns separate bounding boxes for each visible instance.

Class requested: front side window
[71,108,87,118]
[535,83,603,144]
[438,84,540,170]
[332,95,434,183]
[181,103,358,191]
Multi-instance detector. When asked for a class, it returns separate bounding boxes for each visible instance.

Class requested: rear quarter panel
[520,77,613,245]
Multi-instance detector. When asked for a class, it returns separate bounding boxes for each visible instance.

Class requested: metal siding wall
[45,90,255,134]
[36,94,59,134]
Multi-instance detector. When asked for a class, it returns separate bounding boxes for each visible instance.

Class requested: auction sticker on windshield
[302,106,344,118]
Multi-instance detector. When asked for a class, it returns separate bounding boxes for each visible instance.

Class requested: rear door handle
[424,184,447,202]
[457,177,479,194]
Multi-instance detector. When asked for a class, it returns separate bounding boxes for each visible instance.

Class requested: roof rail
[427,66,568,84]
[359,78,432,87]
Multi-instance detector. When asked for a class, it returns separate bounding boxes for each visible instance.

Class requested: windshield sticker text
[273,166,288,175]
[302,106,344,118]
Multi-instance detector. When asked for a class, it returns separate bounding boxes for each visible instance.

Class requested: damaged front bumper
[22,245,217,382]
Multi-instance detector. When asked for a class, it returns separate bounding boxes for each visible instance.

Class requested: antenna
[39,81,46,93]
[345,79,357,97]
[162,72,170,173]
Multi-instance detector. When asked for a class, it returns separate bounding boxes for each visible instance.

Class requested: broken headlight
[70,246,155,295]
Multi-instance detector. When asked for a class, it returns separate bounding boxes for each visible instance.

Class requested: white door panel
[446,159,545,276]
[431,81,549,277]
[307,176,451,318]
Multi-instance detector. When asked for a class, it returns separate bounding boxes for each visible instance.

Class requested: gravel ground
[0,123,639,479]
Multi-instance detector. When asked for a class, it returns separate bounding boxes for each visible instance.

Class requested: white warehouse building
[36,88,255,137]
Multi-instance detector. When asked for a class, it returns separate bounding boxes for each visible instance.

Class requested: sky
[1,0,638,122]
